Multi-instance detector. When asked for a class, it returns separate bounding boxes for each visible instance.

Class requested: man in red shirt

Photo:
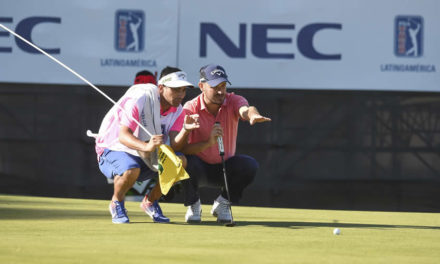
[169,64,271,223]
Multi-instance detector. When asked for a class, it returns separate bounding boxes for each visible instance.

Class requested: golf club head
[224,221,236,227]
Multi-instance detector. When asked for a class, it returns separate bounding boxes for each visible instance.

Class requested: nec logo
[395,16,423,57]
[0,16,61,54]
[200,23,342,60]
[115,10,144,52]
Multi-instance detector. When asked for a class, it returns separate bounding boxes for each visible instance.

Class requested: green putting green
[1,194,439,264]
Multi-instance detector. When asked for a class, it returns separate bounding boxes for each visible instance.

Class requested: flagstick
[0,23,152,137]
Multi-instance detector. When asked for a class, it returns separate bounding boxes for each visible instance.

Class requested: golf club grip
[215,122,225,156]
[217,136,225,156]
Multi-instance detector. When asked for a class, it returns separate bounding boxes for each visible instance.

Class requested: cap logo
[211,69,225,77]
[162,77,172,83]
[157,71,193,87]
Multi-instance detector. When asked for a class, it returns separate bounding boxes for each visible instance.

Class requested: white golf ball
[333,228,341,235]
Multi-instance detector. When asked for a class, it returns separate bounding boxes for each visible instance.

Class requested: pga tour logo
[395,16,423,57]
[115,10,144,52]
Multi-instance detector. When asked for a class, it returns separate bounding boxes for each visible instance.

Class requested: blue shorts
[98,149,157,182]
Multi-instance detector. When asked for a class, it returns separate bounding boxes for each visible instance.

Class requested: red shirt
[181,92,248,164]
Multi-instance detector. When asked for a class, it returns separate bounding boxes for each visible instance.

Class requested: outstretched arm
[239,105,271,125]
[415,23,421,33]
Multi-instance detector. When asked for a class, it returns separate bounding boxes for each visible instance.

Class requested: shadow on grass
[1,207,439,231]
[129,219,221,225]
[131,219,440,230]
[228,221,440,230]
[0,207,107,220]
[0,195,104,209]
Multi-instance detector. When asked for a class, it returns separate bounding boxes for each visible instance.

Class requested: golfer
[170,64,271,223]
[94,66,194,224]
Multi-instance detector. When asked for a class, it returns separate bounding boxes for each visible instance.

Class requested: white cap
[158,71,194,88]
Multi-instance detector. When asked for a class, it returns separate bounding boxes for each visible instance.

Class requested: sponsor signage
[115,10,145,53]
[0,0,439,91]
[179,0,439,91]
[0,1,178,86]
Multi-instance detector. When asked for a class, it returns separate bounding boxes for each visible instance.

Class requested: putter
[216,122,236,227]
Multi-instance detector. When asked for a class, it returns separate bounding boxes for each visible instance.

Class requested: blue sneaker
[109,200,129,224]
[140,200,170,223]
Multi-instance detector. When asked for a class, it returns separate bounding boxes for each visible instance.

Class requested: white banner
[0,0,178,86]
[178,0,440,91]
[0,0,439,91]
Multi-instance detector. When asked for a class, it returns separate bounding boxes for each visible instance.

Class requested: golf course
[1,194,439,263]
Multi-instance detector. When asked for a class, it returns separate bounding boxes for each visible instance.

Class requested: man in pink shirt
[170,64,271,223]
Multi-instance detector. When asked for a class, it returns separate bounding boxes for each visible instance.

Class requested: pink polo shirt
[95,84,184,159]
[95,91,148,158]
[179,92,248,164]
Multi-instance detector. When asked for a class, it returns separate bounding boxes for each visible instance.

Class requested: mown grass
[1,194,439,264]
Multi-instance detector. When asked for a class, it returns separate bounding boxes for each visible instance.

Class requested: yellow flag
[157,144,190,195]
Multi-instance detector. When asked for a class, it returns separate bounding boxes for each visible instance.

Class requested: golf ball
[333,228,341,235]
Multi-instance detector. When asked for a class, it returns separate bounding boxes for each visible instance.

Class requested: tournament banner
[1,0,439,92]
[178,0,440,92]
[0,0,178,86]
